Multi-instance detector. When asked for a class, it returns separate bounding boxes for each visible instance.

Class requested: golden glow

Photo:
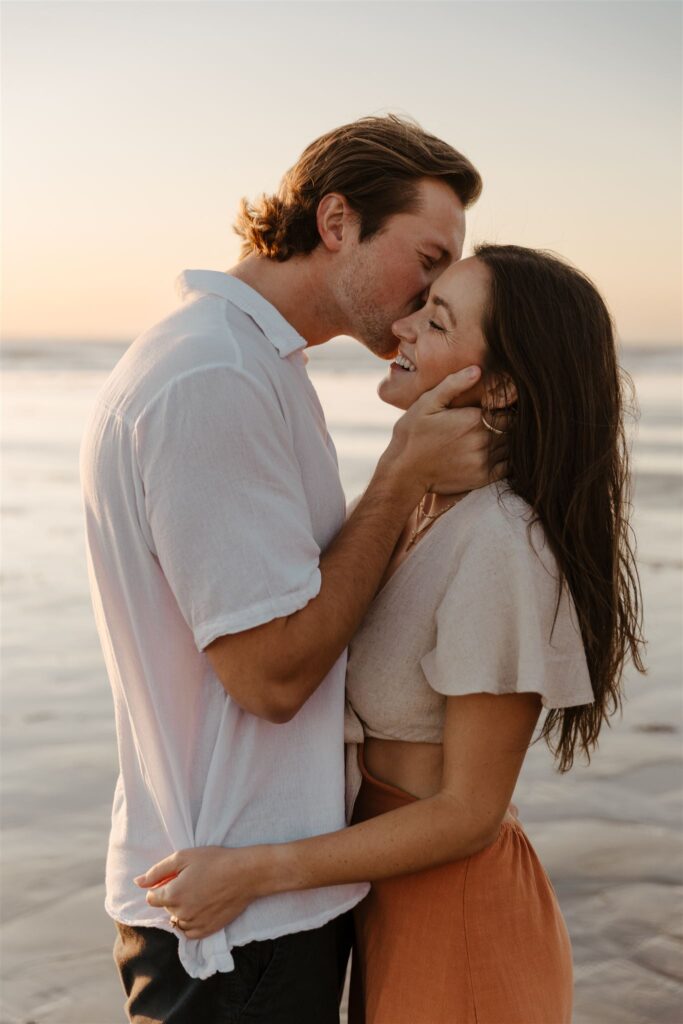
[3,2,681,345]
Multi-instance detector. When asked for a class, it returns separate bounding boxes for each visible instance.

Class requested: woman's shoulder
[469,480,531,520]
[461,482,536,542]
[458,483,557,576]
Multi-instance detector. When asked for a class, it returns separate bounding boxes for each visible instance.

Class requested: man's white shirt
[80,271,369,979]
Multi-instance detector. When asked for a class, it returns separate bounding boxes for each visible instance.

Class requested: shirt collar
[176,269,307,359]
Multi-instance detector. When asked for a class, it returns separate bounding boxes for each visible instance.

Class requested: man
[80,115,489,1023]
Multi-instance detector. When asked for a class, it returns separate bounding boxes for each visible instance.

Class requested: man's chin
[358,336,399,361]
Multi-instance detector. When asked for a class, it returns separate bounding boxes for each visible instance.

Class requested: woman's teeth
[395,354,417,372]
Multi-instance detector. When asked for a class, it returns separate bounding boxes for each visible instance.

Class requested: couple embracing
[81,115,643,1024]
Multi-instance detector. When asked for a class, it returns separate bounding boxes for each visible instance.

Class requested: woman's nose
[391,314,416,342]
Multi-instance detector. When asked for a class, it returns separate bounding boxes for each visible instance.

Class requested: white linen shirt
[80,270,369,980]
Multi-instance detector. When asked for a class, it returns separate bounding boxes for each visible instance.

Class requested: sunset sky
[3,0,681,345]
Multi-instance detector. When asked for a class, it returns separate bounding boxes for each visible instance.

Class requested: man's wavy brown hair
[475,244,646,771]
[234,115,482,261]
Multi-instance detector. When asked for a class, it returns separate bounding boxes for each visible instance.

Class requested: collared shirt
[80,271,369,980]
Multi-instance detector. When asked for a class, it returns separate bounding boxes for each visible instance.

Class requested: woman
[136,245,645,1023]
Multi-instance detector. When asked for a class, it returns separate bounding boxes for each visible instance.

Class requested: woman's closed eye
[428,319,446,332]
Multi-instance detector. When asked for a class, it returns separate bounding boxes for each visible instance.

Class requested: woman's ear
[482,372,518,410]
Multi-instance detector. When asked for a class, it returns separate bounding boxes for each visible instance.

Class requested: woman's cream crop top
[343,483,594,816]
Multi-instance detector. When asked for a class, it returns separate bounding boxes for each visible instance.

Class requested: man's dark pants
[114,912,353,1023]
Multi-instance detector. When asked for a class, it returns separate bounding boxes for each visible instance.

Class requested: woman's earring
[481,410,505,435]
[481,402,507,436]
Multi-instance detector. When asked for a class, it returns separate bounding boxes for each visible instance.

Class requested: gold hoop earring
[481,410,505,435]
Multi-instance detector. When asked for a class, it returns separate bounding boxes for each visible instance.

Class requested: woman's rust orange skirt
[349,748,573,1024]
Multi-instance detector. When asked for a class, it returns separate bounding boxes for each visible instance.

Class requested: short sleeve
[420,507,595,709]
[134,366,322,650]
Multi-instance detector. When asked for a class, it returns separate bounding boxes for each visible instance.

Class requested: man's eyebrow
[432,295,455,323]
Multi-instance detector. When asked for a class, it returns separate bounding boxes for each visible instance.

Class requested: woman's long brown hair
[475,244,646,771]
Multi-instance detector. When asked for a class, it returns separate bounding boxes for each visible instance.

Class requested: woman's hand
[134,846,266,940]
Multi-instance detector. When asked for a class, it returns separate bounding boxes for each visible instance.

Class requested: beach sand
[1,342,681,1023]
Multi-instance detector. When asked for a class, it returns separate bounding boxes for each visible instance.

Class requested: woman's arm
[139,691,541,938]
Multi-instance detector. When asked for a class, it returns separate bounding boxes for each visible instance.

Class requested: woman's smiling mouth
[394,353,417,372]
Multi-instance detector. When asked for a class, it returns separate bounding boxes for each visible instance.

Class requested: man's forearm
[207,367,488,719]
[206,449,422,720]
[276,453,423,704]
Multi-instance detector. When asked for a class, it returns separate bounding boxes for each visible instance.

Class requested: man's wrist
[370,446,424,510]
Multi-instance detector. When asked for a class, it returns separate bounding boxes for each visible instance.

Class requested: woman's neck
[421,491,469,518]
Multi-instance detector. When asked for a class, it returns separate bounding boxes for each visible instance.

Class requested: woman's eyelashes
[428,319,446,332]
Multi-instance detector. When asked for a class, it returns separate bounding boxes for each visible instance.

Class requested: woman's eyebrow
[432,295,455,324]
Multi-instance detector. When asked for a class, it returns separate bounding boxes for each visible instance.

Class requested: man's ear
[316,193,355,253]
[482,372,518,410]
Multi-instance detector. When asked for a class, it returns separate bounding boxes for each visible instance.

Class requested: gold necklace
[406,493,469,550]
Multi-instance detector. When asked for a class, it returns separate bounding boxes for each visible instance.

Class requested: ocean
[1,337,681,1023]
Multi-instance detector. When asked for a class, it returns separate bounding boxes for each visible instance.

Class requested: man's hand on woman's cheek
[383,366,509,494]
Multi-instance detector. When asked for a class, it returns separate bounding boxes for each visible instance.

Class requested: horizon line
[3,334,682,351]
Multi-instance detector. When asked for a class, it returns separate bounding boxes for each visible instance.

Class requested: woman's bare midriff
[363,737,444,799]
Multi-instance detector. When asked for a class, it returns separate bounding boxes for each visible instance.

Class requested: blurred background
[2,2,681,1022]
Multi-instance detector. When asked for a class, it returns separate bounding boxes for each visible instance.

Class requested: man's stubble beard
[351,310,398,359]
[334,252,399,360]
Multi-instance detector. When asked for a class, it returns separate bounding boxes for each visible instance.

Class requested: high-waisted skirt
[349,747,573,1024]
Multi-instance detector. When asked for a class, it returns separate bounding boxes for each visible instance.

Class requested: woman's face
[378,256,491,411]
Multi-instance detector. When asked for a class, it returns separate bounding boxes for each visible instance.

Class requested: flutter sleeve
[420,501,595,708]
